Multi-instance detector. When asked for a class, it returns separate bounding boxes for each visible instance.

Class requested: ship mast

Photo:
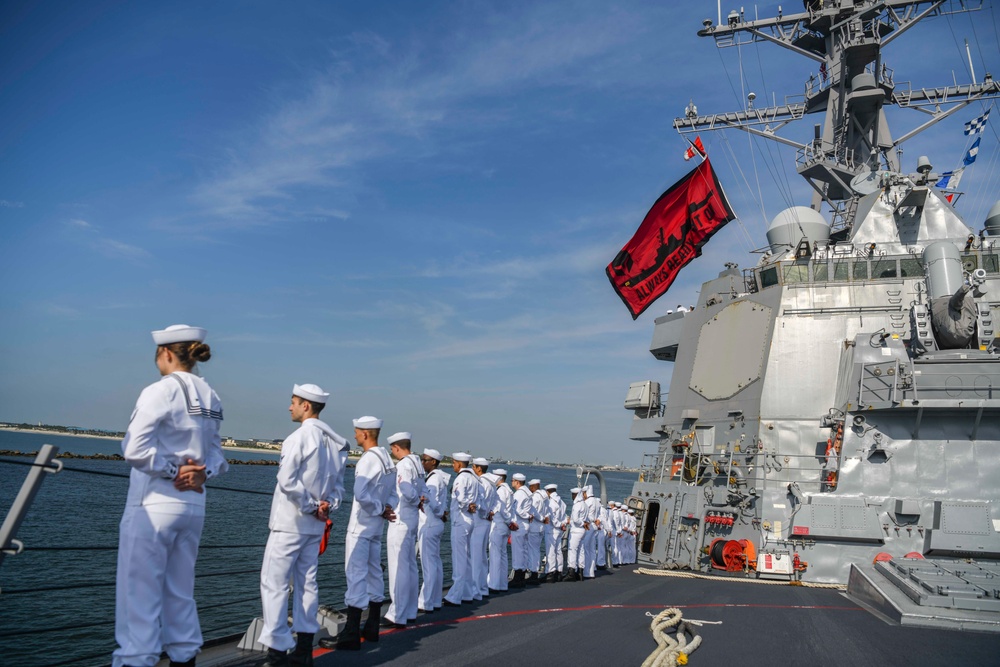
[674,0,1000,230]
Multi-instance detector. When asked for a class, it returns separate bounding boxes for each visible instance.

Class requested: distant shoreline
[0,427,121,441]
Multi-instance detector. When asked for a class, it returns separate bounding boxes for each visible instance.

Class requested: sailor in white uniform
[418,448,449,612]
[566,487,587,582]
[583,485,601,579]
[526,479,550,584]
[595,501,610,571]
[259,384,347,667]
[544,484,567,582]
[471,457,497,598]
[487,469,515,592]
[383,432,425,627]
[608,502,622,567]
[627,508,637,563]
[338,416,397,651]
[508,473,533,588]
[114,324,228,667]
[444,452,480,605]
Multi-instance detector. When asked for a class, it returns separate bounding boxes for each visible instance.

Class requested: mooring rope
[634,567,846,590]
[640,607,716,667]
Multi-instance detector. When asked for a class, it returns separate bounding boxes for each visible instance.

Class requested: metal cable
[0,458,273,496]
[24,543,268,552]
[2,567,262,594]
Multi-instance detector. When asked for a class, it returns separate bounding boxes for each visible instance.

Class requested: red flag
[606,158,736,319]
[683,136,706,161]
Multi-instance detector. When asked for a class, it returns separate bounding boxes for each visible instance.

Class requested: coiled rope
[640,607,711,667]
[634,567,846,590]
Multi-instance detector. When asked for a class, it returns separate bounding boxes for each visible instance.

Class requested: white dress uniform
[385,443,425,625]
[608,505,621,566]
[259,413,347,652]
[488,475,513,590]
[627,510,637,562]
[418,459,449,611]
[444,460,480,604]
[596,504,609,568]
[545,490,567,575]
[114,368,227,667]
[528,486,550,573]
[584,488,601,577]
[344,446,397,609]
[510,482,533,572]
[567,491,588,573]
[473,469,499,597]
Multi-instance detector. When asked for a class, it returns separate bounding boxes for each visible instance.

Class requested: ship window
[853,261,869,280]
[783,262,809,284]
[983,254,999,274]
[760,267,779,288]
[899,258,922,277]
[813,261,830,282]
[872,258,896,279]
[833,260,851,281]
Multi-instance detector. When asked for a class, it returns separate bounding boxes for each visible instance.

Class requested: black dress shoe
[380,618,406,629]
[443,600,461,607]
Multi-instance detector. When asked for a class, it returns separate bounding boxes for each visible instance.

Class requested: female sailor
[113,324,228,667]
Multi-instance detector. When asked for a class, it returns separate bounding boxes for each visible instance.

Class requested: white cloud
[0,199,25,208]
[94,239,151,262]
[188,4,667,228]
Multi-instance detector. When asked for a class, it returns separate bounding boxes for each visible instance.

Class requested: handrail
[0,445,61,568]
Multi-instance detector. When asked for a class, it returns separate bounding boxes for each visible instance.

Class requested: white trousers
[487,522,510,590]
[417,515,444,610]
[445,517,474,603]
[596,530,607,566]
[583,529,597,577]
[567,528,586,571]
[544,526,561,573]
[114,504,204,667]
[385,513,419,624]
[471,518,490,597]
[259,530,322,651]
[344,531,384,609]
[510,523,529,570]
[527,529,543,572]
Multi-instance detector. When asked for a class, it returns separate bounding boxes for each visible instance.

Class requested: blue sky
[1,1,997,465]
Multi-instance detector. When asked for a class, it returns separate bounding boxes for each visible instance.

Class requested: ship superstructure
[624,0,1000,629]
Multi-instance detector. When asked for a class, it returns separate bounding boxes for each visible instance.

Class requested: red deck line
[312,601,864,656]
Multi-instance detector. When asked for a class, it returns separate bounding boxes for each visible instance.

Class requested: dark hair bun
[190,342,212,363]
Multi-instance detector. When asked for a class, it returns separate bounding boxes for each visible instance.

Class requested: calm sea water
[0,430,636,667]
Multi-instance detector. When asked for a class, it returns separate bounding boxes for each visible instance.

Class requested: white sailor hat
[493,468,507,477]
[586,485,594,495]
[293,383,329,404]
[152,324,206,345]
[528,478,541,486]
[544,483,557,491]
[452,452,472,462]
[353,416,383,429]
[628,509,635,514]
[483,473,498,483]
[570,487,581,494]
[472,457,490,467]
[512,473,526,482]
[423,448,442,461]
[609,501,618,507]
[387,432,412,445]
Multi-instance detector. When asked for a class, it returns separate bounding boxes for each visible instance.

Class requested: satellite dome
[765,206,831,252]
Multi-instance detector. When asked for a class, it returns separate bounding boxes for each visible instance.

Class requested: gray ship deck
[216,565,1000,667]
